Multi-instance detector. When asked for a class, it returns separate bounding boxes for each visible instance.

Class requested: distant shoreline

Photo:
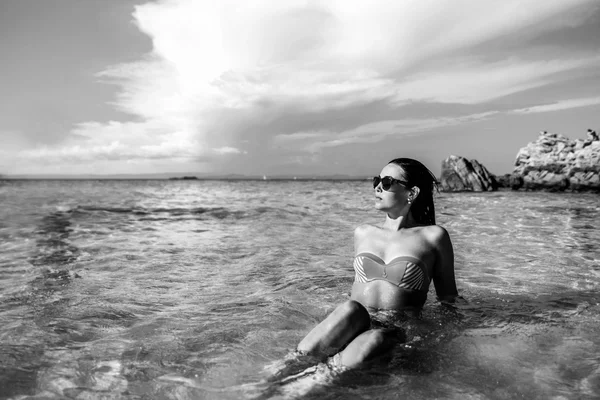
[0,177,371,181]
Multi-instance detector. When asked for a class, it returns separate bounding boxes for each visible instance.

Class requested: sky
[1,0,599,177]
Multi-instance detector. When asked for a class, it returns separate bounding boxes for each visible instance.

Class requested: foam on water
[0,180,598,399]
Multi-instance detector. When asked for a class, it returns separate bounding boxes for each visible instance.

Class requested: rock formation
[440,155,498,191]
[495,173,524,190]
[511,129,600,192]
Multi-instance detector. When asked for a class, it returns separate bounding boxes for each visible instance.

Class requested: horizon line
[0,172,515,180]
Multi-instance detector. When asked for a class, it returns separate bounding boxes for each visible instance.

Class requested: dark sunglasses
[372,176,409,191]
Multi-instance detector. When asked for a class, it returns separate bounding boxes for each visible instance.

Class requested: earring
[407,198,412,204]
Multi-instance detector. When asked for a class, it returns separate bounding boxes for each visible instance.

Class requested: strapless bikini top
[353,252,430,291]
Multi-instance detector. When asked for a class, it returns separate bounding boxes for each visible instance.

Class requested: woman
[294,157,460,370]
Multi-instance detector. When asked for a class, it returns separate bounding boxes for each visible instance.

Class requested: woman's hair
[388,158,438,225]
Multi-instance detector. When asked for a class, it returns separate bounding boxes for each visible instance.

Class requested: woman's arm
[428,226,460,303]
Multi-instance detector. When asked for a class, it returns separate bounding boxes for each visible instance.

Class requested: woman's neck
[383,212,417,231]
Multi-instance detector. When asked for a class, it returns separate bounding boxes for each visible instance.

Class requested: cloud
[213,146,245,155]
[15,120,244,165]
[272,111,500,153]
[512,96,600,114]
[389,56,600,104]
[18,0,599,173]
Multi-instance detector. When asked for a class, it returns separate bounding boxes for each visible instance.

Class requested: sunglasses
[372,176,409,191]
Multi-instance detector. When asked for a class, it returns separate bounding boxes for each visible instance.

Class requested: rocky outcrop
[512,129,600,192]
[495,174,524,190]
[440,155,498,191]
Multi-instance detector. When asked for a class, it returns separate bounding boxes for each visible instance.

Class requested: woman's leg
[297,300,371,358]
[333,328,402,369]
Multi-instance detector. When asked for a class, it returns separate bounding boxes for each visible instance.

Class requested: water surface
[0,180,598,399]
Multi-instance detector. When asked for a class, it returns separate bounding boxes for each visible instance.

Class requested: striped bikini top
[353,252,430,291]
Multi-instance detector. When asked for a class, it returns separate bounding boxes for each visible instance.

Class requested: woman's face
[374,163,411,214]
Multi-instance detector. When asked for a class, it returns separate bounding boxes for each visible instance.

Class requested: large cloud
[11,0,600,174]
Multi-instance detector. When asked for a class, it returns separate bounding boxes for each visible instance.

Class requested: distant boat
[263,175,267,180]
[294,176,297,180]
[169,176,198,180]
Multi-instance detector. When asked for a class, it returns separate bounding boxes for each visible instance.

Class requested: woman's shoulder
[354,223,378,237]
[416,224,450,245]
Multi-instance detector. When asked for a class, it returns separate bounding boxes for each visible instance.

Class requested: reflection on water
[0,181,598,399]
[29,211,80,267]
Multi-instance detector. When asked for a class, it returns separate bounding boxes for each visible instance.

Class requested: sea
[0,179,598,400]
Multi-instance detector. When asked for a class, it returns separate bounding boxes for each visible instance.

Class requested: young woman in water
[293,157,460,370]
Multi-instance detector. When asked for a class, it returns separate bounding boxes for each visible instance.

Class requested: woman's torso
[350,224,437,312]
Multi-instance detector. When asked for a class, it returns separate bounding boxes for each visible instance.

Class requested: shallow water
[0,180,598,399]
